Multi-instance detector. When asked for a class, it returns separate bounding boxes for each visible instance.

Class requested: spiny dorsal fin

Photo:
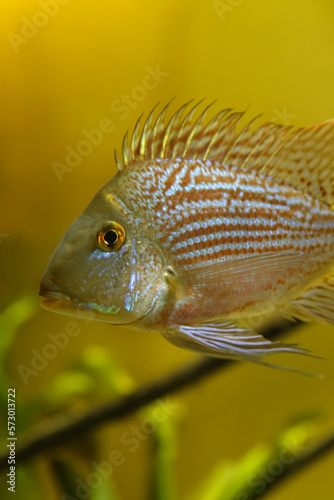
[115,100,236,169]
[115,101,334,206]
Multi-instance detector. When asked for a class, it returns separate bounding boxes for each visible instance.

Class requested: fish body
[40,102,334,366]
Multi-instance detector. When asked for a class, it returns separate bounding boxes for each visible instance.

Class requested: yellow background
[1,0,334,498]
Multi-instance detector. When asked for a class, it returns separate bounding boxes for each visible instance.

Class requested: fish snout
[39,274,71,312]
[39,274,69,301]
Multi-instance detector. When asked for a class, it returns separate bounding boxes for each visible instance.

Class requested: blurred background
[1,0,334,498]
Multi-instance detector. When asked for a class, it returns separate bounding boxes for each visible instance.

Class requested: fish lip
[39,289,70,300]
[39,288,72,311]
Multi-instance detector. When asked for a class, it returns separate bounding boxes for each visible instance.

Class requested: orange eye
[97,222,125,252]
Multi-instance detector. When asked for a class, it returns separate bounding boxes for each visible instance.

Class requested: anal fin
[281,273,334,325]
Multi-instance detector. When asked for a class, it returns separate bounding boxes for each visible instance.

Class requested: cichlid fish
[40,101,334,370]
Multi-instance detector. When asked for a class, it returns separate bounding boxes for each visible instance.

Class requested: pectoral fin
[162,321,321,377]
[166,252,308,315]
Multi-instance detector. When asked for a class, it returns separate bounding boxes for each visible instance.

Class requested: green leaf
[146,400,180,500]
[0,294,38,373]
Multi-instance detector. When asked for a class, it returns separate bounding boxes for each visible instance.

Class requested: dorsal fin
[115,101,334,206]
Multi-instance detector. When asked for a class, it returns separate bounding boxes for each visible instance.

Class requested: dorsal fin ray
[151,99,175,160]
[240,122,285,172]
[202,108,233,161]
[247,120,334,206]
[200,110,242,163]
[172,99,206,160]
[218,111,254,165]
[121,130,130,168]
[129,112,144,161]
[116,101,334,206]
[139,102,160,159]
[160,100,193,159]
[183,102,218,160]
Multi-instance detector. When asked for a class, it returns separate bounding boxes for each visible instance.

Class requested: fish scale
[40,101,334,372]
[112,159,332,274]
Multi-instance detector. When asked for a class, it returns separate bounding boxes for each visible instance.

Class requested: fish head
[39,187,166,325]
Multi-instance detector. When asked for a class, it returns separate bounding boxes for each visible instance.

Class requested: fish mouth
[39,289,72,310]
[39,289,119,318]
[40,290,70,300]
[39,287,140,324]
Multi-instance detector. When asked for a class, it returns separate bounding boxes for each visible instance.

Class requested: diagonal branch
[248,430,334,500]
[0,319,303,469]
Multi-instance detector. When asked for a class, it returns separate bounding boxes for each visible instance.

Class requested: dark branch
[0,319,302,469]
[250,430,334,499]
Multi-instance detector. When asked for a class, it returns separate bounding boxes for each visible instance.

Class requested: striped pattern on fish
[113,159,333,271]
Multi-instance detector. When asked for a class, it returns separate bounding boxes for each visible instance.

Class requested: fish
[40,100,334,371]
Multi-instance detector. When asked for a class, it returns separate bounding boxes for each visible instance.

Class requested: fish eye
[97,221,125,252]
